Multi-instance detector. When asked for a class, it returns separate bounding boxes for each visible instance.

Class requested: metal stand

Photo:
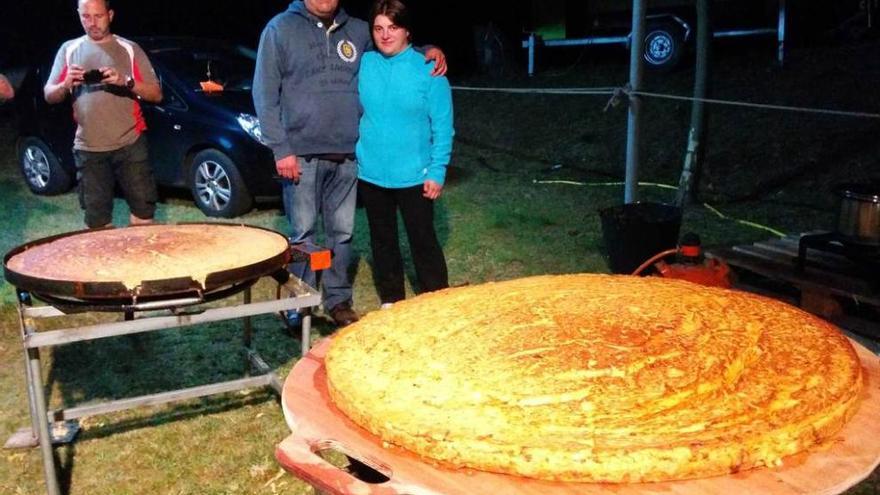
[11,276,320,495]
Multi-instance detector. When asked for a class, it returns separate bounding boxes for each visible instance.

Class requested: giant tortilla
[6,223,289,290]
[325,274,864,483]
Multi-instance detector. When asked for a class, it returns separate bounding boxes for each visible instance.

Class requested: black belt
[301,153,355,164]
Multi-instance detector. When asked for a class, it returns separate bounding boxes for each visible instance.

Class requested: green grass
[1,36,879,493]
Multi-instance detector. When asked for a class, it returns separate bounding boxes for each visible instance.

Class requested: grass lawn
[1,36,878,493]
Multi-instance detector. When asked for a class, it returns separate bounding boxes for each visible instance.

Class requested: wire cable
[452,86,616,95]
[629,89,880,119]
[451,85,880,119]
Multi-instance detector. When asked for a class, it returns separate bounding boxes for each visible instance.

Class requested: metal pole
[301,314,312,357]
[676,0,711,208]
[624,0,647,204]
[777,0,786,66]
[19,299,41,446]
[243,287,253,349]
[18,295,60,494]
[527,32,536,76]
[27,348,61,495]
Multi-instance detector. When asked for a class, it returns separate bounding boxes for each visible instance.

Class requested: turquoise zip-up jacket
[356,45,454,188]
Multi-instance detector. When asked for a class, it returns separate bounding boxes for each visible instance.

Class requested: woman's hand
[423,180,443,200]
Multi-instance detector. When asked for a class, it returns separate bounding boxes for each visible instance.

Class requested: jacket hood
[287,0,350,25]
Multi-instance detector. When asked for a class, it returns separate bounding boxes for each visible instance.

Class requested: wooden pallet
[709,234,880,319]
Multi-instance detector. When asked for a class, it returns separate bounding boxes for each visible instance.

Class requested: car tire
[18,137,73,195]
[643,23,684,71]
[189,149,253,218]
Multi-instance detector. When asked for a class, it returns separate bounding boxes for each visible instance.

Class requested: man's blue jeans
[282,157,357,311]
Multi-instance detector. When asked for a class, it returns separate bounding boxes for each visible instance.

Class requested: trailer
[521,0,786,74]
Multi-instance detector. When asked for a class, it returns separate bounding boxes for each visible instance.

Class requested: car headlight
[237,113,267,145]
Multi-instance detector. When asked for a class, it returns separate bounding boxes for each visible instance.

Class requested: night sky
[0,0,863,75]
[0,0,519,74]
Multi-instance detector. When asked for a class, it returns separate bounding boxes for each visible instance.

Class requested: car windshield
[150,44,256,92]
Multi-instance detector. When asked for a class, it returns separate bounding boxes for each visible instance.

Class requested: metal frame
[13,276,320,495]
[522,0,787,75]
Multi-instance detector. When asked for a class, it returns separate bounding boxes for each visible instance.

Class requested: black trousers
[358,180,448,303]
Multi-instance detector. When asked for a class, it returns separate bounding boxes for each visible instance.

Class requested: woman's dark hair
[369,0,412,32]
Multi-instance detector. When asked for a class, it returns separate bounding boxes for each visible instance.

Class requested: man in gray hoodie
[253,0,445,329]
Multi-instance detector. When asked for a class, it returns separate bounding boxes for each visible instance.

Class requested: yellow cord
[533,179,786,238]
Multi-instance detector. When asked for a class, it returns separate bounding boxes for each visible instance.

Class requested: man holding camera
[44,0,162,228]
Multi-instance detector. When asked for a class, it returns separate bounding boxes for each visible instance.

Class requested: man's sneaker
[380,302,394,310]
[328,302,359,327]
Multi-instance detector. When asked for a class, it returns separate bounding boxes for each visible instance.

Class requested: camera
[82,69,104,85]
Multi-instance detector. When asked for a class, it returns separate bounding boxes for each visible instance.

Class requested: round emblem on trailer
[337,39,357,63]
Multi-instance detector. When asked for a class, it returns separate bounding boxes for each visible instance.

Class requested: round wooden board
[277,337,880,495]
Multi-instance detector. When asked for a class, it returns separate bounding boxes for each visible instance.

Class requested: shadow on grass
[74,390,277,442]
[54,443,75,495]
[42,313,303,424]
[47,391,275,494]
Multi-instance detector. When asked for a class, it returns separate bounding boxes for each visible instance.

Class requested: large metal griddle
[6,223,324,495]
[3,223,292,311]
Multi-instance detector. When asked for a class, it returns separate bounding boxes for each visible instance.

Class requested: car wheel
[190,149,253,218]
[18,137,73,195]
[643,24,684,71]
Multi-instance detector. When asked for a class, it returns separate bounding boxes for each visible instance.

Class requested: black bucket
[598,202,682,275]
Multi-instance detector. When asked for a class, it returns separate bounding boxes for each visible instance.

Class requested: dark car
[15,37,277,217]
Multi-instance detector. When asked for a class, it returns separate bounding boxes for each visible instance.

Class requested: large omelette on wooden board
[325,274,864,483]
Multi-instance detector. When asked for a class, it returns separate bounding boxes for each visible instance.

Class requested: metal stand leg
[301,314,311,357]
[11,277,320,493]
[23,341,40,446]
[26,348,61,495]
[243,288,254,373]
[243,287,253,349]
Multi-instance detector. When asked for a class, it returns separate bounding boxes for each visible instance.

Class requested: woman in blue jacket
[356,0,454,308]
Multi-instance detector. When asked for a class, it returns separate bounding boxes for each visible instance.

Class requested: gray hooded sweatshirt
[253,1,371,160]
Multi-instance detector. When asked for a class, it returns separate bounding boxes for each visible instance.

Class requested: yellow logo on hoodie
[337,40,357,63]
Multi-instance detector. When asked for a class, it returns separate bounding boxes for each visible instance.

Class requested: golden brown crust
[6,224,288,289]
[325,274,864,483]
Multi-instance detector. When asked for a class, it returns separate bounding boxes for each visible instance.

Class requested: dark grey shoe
[328,302,359,327]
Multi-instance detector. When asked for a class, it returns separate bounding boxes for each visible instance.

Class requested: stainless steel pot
[834,183,880,246]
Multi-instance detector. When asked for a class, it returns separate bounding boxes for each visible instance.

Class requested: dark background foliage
[0,0,866,76]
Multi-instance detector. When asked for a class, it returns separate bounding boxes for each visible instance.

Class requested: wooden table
[277,338,880,495]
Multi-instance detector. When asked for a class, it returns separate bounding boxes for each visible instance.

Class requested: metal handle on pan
[128,285,205,312]
[130,296,204,311]
[276,434,400,495]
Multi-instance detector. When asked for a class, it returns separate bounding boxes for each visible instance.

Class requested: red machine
[631,233,732,288]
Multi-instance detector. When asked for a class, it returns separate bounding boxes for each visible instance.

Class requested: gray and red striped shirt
[48,35,158,152]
